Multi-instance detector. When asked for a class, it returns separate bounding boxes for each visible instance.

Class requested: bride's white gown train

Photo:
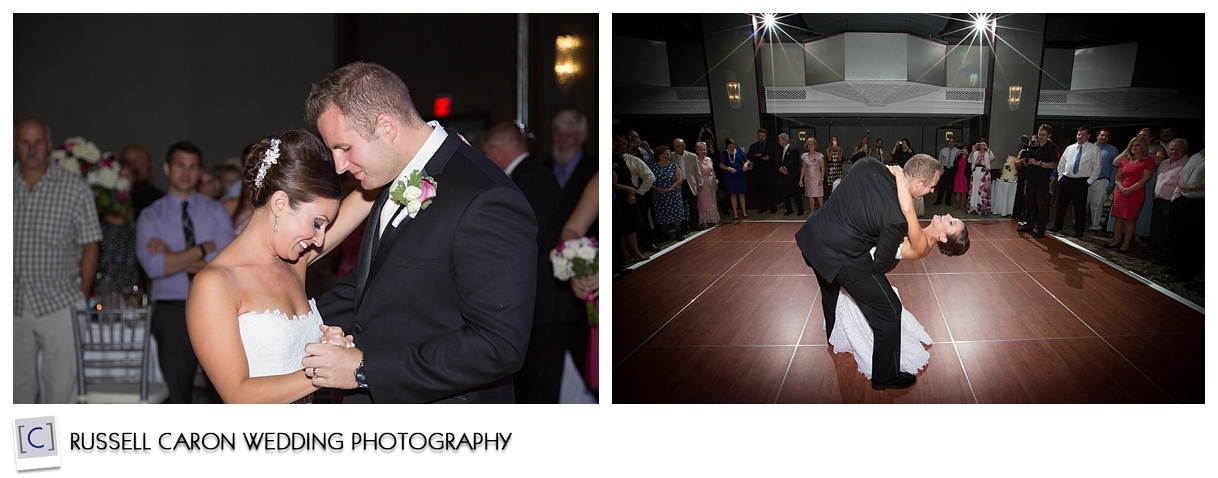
[827,287,932,379]
[238,298,323,379]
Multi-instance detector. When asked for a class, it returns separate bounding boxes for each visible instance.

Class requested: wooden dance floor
[612,219,1204,403]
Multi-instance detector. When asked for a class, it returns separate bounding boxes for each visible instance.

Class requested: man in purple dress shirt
[136,141,235,403]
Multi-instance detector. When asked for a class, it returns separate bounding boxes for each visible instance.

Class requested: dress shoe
[932,201,942,206]
[798,210,806,216]
[1073,231,1084,238]
[871,372,916,391]
[769,208,778,213]
[645,244,661,253]
[1103,243,1119,249]
[1033,231,1046,238]
[1117,247,1129,254]
[783,210,793,216]
[1048,226,1062,233]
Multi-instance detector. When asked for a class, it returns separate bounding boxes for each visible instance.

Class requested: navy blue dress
[722,148,748,195]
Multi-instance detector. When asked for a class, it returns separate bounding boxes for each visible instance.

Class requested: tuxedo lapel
[356,187,393,309]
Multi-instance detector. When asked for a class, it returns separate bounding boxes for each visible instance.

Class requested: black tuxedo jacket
[795,157,906,283]
[546,151,598,239]
[318,133,537,403]
[747,140,780,174]
[779,144,802,187]
[510,154,565,327]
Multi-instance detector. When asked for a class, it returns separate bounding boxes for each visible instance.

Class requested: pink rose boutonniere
[390,170,438,217]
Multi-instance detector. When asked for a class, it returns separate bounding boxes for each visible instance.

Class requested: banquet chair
[71,305,168,404]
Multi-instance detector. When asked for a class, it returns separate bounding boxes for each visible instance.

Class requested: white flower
[575,245,597,261]
[403,185,422,201]
[405,198,421,214]
[95,167,120,189]
[115,177,130,192]
[562,245,578,259]
[59,157,81,175]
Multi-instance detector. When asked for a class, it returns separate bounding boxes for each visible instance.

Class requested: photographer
[1019,125,1059,237]
[1012,134,1036,222]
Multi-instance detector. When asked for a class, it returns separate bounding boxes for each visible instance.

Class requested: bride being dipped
[185,130,372,403]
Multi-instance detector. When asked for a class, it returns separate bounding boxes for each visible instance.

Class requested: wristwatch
[354,357,369,389]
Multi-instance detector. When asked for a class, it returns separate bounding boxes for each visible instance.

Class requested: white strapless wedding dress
[238,299,323,379]
[825,248,933,379]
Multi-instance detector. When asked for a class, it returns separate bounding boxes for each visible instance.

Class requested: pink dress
[801,151,824,198]
[953,153,969,193]
[696,156,721,226]
[1112,156,1156,220]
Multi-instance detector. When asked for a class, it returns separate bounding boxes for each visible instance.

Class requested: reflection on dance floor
[612,219,1203,403]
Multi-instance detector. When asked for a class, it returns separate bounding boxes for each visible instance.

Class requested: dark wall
[530,14,600,163]
[14,14,337,188]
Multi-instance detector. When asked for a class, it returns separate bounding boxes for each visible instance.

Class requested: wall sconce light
[1008,85,1023,111]
[555,35,581,92]
[726,81,741,109]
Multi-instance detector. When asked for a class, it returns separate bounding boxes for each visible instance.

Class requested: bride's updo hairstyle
[244,129,342,209]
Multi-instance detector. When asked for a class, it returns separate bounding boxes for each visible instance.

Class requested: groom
[302,62,537,403]
[795,154,941,390]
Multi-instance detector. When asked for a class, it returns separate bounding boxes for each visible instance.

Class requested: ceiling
[613,13,1198,49]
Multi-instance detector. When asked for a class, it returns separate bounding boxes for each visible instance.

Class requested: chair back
[71,305,164,403]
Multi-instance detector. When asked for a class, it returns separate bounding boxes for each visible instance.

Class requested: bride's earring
[273,214,279,233]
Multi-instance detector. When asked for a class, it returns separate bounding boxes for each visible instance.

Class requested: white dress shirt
[1056,141,1102,184]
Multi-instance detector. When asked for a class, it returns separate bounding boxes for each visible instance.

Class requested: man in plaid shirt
[14,117,102,404]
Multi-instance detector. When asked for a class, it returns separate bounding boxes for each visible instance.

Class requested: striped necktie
[182,201,195,280]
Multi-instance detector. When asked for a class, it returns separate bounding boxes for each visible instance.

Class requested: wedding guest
[747,128,781,214]
[851,136,871,161]
[800,137,826,214]
[1150,138,1188,260]
[1089,129,1120,231]
[95,158,141,298]
[673,138,701,230]
[481,121,567,404]
[694,141,721,228]
[559,172,600,399]
[121,143,164,217]
[825,135,844,196]
[777,133,804,216]
[720,137,749,220]
[626,129,658,251]
[1021,125,1058,238]
[1052,126,1101,237]
[968,141,994,216]
[198,171,221,199]
[873,138,889,164]
[1108,128,1161,242]
[545,109,598,388]
[1106,137,1155,253]
[612,134,653,263]
[217,157,244,201]
[649,146,685,240]
[136,141,236,403]
[1167,149,1203,283]
[953,141,970,210]
[933,137,959,206]
[892,138,914,168]
[14,117,102,404]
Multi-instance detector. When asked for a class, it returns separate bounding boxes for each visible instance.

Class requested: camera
[1018,135,1040,161]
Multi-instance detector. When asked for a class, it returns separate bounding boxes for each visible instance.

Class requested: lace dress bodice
[237,299,323,378]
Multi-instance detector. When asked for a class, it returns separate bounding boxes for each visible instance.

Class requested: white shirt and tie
[1057,140,1102,184]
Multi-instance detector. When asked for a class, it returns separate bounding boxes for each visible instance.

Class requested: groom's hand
[318,324,354,348]
[303,341,362,389]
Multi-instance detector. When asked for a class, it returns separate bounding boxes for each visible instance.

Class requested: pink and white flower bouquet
[52,136,131,218]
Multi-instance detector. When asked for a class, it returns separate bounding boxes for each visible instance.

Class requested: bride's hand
[318,324,355,348]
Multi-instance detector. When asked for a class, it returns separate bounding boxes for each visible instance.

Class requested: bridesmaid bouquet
[52,136,131,218]
[549,237,599,326]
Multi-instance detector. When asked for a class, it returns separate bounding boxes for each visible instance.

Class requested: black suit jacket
[747,140,780,174]
[546,151,598,239]
[795,157,906,283]
[318,133,537,403]
[778,144,802,187]
[510,154,565,327]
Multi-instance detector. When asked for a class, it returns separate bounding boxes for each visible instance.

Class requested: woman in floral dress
[695,142,721,228]
[648,146,686,240]
[799,137,825,214]
[968,141,994,215]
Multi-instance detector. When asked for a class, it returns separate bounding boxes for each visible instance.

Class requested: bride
[828,165,970,379]
[186,130,373,403]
